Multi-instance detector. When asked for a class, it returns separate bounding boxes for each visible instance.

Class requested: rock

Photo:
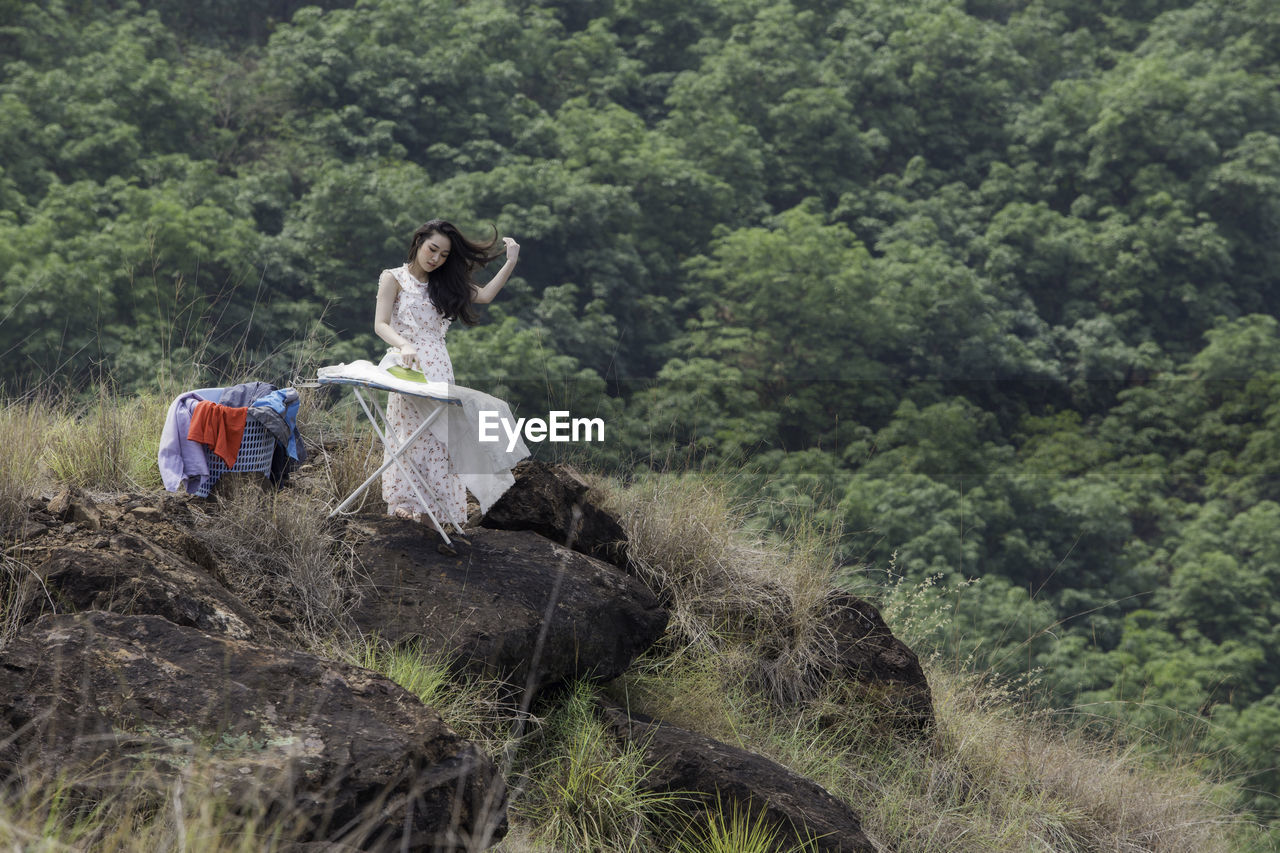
[157,493,198,521]
[823,593,933,734]
[349,519,666,693]
[46,486,74,519]
[20,535,270,642]
[14,519,48,540]
[70,501,102,530]
[479,461,629,569]
[0,612,506,852]
[597,700,879,853]
[44,486,102,530]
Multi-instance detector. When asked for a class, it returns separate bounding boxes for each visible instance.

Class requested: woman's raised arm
[472,237,520,304]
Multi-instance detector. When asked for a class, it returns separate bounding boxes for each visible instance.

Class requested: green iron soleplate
[386,365,429,383]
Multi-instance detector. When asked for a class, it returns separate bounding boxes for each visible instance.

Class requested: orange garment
[187,401,249,468]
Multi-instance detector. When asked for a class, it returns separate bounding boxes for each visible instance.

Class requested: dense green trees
[3,0,1279,833]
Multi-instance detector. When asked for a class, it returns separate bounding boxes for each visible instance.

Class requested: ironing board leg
[328,389,465,542]
[366,392,467,536]
[328,397,439,518]
[329,388,442,526]
[364,390,456,541]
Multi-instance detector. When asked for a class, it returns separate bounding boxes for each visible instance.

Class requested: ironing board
[317,374,465,544]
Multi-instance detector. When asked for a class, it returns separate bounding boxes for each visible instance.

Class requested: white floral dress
[380,264,467,523]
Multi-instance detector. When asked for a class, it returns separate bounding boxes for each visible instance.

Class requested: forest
[2,0,1279,834]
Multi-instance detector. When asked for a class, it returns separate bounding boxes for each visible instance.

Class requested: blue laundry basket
[193,417,276,497]
[186,384,277,494]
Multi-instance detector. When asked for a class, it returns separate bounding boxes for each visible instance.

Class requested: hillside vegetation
[3,0,1280,845]
[0,392,1262,850]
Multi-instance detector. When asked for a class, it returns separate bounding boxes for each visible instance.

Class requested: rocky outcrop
[0,612,506,851]
[348,518,666,693]
[597,700,879,853]
[8,489,277,641]
[479,461,629,569]
[20,537,269,640]
[0,481,931,851]
[46,485,105,529]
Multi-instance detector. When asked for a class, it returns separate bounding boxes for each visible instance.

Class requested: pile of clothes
[158,381,306,496]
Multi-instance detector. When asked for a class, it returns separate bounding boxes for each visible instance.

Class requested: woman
[373,219,520,523]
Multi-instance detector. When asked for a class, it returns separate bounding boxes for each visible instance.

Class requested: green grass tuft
[514,683,681,853]
[673,796,815,853]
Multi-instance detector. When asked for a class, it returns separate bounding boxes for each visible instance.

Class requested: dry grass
[835,664,1247,853]
[0,399,68,650]
[601,471,845,706]
[0,758,300,852]
[301,398,384,514]
[43,389,169,492]
[0,397,57,530]
[599,469,1256,853]
[0,390,169,532]
[0,552,45,651]
[187,478,363,646]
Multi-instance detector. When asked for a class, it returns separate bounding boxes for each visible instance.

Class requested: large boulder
[0,612,506,852]
[348,518,666,693]
[478,461,629,569]
[597,700,880,853]
[823,592,933,734]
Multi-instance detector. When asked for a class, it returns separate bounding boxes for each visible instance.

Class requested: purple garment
[158,390,214,493]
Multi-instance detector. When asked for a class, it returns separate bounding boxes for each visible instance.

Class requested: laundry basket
[193,417,275,498]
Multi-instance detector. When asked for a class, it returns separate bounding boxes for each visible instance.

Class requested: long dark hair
[407,219,501,325]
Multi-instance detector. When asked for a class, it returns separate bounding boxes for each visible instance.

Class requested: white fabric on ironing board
[316,358,530,512]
